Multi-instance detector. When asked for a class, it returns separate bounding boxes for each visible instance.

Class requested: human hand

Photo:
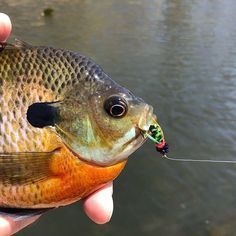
[0,13,11,42]
[0,183,113,236]
[0,12,114,235]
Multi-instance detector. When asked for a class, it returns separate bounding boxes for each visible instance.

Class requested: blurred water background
[1,0,236,235]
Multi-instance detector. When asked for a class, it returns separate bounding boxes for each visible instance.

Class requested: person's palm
[0,13,114,236]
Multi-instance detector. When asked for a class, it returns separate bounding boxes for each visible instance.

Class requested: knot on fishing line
[156,142,169,155]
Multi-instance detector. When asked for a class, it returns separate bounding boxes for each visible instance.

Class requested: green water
[1,0,236,235]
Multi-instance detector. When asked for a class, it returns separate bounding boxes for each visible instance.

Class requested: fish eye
[104,96,128,118]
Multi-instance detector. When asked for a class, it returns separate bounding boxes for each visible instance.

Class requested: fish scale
[0,43,98,152]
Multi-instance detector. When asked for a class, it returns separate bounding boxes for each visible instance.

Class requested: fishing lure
[146,123,236,164]
[145,123,169,156]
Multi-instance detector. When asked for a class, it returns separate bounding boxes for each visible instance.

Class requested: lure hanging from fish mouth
[145,120,236,164]
[141,119,169,156]
[147,124,169,155]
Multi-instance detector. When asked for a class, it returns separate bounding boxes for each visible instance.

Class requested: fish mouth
[138,105,156,133]
[121,126,146,153]
[108,128,145,166]
[114,106,156,165]
[120,104,155,153]
[118,105,156,153]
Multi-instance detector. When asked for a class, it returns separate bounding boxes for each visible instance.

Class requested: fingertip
[0,215,40,236]
[0,13,12,42]
[12,215,40,235]
[83,182,114,224]
[0,217,12,236]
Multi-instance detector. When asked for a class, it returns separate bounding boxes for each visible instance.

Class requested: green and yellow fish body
[0,40,155,209]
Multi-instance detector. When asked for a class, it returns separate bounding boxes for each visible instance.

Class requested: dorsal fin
[1,39,33,50]
[14,38,33,49]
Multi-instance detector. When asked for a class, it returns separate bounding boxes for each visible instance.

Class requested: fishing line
[162,155,236,164]
[145,122,236,164]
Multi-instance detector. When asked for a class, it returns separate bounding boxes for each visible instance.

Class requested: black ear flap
[27,102,60,128]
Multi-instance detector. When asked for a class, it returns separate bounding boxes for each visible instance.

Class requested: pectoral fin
[0,151,56,185]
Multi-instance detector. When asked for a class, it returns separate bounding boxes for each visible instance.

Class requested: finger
[0,13,12,42]
[0,215,40,236]
[83,182,113,224]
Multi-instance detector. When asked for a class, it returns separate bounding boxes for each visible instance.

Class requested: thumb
[0,215,40,236]
[83,182,113,224]
[0,13,12,42]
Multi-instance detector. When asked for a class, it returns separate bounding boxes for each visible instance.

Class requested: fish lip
[138,105,156,132]
[108,129,146,166]
[123,126,146,148]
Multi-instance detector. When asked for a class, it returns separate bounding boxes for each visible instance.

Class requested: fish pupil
[110,104,125,117]
[104,96,128,118]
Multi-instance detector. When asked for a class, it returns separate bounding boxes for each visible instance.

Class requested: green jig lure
[145,123,169,155]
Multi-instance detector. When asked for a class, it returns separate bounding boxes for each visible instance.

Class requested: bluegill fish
[0,40,160,213]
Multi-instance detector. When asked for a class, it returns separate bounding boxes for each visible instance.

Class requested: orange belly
[45,144,127,208]
[0,142,126,209]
